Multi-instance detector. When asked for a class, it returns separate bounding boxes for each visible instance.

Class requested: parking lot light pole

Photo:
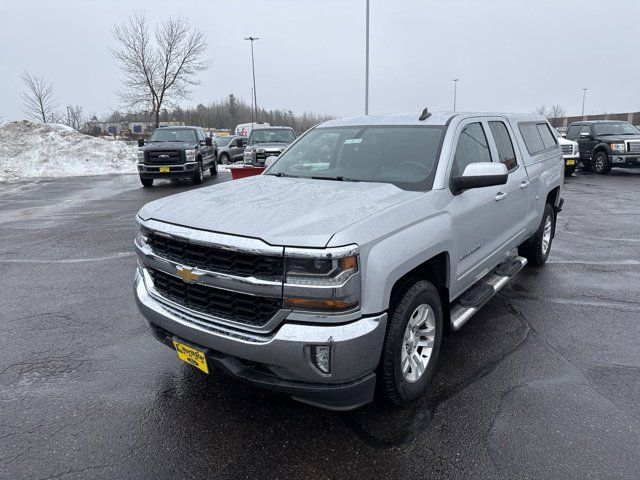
[581,88,588,118]
[453,79,459,111]
[365,0,370,115]
[245,36,259,123]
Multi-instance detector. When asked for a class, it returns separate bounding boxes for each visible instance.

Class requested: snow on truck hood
[137,175,417,247]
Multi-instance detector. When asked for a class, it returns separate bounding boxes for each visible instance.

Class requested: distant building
[86,121,185,138]
[552,112,640,128]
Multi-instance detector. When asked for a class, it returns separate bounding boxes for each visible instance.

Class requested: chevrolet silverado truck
[133,111,563,410]
[137,126,218,187]
[242,126,296,166]
[565,120,640,174]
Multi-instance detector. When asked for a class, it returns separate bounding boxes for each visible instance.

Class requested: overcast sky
[1,0,639,123]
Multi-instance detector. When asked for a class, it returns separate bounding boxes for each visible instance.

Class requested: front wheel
[593,151,611,174]
[193,162,204,184]
[218,153,230,165]
[380,280,443,406]
[518,203,555,267]
[210,158,218,176]
[140,177,153,187]
[564,165,576,177]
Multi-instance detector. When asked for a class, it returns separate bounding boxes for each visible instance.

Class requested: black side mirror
[205,137,212,146]
[137,138,145,147]
[579,132,592,140]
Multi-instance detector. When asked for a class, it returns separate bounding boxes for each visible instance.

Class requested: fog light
[311,345,331,374]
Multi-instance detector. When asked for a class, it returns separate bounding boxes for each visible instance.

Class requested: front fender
[358,213,452,315]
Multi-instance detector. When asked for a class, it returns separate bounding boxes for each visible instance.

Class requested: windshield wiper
[269,172,299,178]
[311,175,359,182]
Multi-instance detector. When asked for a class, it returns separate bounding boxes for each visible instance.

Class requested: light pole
[581,88,588,118]
[365,0,370,115]
[244,36,259,123]
[452,79,459,111]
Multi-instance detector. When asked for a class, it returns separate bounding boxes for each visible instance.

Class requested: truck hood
[137,175,418,247]
[247,142,290,151]
[597,135,640,143]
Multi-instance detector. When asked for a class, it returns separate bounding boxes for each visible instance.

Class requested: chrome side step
[450,255,528,331]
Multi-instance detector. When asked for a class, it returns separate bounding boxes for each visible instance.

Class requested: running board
[450,255,528,331]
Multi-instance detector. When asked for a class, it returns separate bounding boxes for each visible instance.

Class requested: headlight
[135,221,148,248]
[283,246,360,312]
[610,143,625,153]
[185,149,197,161]
[137,151,145,163]
[573,144,579,155]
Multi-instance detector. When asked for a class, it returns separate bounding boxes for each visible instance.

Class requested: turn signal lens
[283,298,358,311]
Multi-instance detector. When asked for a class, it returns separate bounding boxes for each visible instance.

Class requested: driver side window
[452,122,492,177]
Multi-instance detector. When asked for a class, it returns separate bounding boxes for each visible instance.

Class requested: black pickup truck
[565,120,640,174]
[137,126,218,187]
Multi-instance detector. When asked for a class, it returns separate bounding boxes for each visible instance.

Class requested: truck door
[486,120,530,249]
[448,120,511,296]
[579,124,596,161]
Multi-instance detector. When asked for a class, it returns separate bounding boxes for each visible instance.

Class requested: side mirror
[265,156,278,168]
[579,132,592,139]
[451,162,508,194]
[205,137,213,146]
[137,138,145,147]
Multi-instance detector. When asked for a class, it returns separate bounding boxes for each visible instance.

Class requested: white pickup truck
[134,110,564,410]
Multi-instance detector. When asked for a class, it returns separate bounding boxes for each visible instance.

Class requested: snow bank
[0,120,138,182]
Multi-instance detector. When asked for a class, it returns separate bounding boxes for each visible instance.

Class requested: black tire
[518,203,555,267]
[218,153,230,165]
[380,280,443,406]
[193,162,204,184]
[210,158,218,176]
[140,177,153,187]
[564,165,576,177]
[593,151,611,175]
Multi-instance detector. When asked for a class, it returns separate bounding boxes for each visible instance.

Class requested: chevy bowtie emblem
[176,265,201,283]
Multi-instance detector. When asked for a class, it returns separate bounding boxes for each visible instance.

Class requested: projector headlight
[283,245,360,313]
[610,143,625,153]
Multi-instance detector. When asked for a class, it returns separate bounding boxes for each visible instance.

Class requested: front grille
[146,231,284,280]
[628,142,640,153]
[256,150,281,162]
[561,144,573,155]
[145,150,184,165]
[149,267,281,327]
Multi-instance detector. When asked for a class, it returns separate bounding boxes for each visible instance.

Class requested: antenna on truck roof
[418,108,432,121]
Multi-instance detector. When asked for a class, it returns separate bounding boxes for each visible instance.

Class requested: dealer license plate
[159,166,170,173]
[566,159,575,165]
[173,339,209,374]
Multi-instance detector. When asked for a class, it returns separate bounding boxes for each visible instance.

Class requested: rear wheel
[140,177,153,187]
[380,280,443,406]
[593,151,611,174]
[193,162,204,184]
[518,203,555,267]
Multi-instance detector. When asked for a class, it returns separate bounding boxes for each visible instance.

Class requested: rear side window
[537,123,557,149]
[519,122,557,155]
[452,122,492,177]
[566,125,581,139]
[489,121,517,171]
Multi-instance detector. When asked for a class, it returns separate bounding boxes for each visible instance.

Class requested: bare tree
[534,105,549,117]
[64,105,84,131]
[548,104,566,127]
[21,72,58,123]
[111,12,209,128]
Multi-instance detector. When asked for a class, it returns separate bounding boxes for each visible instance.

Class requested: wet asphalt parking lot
[1,169,639,479]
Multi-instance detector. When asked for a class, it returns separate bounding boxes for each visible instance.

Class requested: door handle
[495,192,507,201]
[520,180,530,189]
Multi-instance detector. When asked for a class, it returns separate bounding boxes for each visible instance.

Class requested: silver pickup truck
[134,111,564,410]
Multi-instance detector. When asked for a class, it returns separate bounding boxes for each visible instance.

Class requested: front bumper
[133,269,387,410]
[611,155,640,166]
[138,162,198,179]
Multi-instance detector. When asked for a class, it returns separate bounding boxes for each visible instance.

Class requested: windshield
[215,136,233,146]
[265,125,447,191]
[249,129,295,144]
[593,123,639,136]
[149,128,197,142]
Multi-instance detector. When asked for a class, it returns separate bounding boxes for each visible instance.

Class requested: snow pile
[0,120,138,182]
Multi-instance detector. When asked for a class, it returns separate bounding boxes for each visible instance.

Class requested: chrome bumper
[134,268,387,385]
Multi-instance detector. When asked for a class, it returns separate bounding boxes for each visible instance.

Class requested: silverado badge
[176,265,201,283]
